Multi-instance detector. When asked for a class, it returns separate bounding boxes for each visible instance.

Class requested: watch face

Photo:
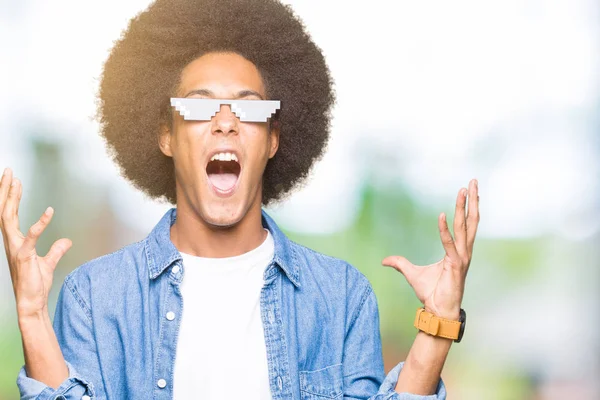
[455,308,466,343]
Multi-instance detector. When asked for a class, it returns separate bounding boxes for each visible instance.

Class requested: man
[2,0,479,399]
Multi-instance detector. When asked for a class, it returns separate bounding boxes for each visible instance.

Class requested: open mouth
[206,155,241,196]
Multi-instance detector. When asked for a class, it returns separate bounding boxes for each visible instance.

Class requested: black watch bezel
[454,308,466,343]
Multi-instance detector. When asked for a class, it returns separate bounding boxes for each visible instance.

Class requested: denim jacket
[17,207,447,400]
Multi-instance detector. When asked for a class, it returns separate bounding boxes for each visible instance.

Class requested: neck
[170,200,266,259]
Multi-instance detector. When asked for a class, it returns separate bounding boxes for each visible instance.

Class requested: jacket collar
[144,207,300,287]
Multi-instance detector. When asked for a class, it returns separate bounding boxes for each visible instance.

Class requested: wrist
[424,306,461,321]
[18,307,50,328]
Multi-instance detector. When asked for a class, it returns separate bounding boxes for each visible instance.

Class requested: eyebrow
[183,89,265,100]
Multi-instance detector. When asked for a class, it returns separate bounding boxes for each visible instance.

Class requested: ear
[268,120,280,159]
[159,123,173,157]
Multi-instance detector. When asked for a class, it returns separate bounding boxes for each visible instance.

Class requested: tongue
[208,173,238,191]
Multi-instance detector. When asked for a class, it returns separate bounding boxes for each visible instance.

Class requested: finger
[14,176,22,231]
[439,212,461,266]
[466,179,480,256]
[20,207,54,257]
[0,168,13,229]
[2,178,21,238]
[453,187,468,258]
[44,238,72,270]
[381,255,418,283]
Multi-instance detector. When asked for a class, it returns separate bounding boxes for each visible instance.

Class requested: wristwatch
[413,307,466,343]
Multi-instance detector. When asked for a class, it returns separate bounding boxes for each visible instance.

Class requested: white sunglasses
[170,98,281,122]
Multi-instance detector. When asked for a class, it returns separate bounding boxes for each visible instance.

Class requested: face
[159,52,279,227]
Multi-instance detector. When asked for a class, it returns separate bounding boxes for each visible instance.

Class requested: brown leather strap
[413,307,461,340]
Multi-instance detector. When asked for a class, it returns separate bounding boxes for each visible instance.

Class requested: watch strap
[413,307,461,340]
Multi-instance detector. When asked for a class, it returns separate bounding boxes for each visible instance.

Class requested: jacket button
[166,311,175,321]
[277,376,283,390]
[157,378,167,388]
[82,396,91,400]
[172,265,180,274]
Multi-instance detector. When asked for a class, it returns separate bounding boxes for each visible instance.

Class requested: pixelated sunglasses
[170,98,281,122]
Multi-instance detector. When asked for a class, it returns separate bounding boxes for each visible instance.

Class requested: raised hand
[382,179,480,321]
[0,168,72,320]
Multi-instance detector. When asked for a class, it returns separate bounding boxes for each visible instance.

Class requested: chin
[203,208,243,228]
[196,192,249,229]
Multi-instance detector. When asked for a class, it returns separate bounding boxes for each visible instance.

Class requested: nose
[211,104,239,136]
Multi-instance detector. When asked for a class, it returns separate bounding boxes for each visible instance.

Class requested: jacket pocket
[299,363,343,399]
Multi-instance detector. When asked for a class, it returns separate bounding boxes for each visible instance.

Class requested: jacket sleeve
[16,273,105,399]
[342,282,447,400]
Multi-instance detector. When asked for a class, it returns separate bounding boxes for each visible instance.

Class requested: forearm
[18,309,69,390]
[394,330,453,395]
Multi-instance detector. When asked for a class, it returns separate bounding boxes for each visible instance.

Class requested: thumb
[44,238,72,270]
[381,255,417,282]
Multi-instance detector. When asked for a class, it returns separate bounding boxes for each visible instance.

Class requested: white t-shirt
[173,228,274,400]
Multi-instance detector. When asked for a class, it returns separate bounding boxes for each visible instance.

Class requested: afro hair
[96,0,335,206]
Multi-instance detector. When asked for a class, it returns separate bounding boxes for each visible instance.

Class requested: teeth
[210,152,238,162]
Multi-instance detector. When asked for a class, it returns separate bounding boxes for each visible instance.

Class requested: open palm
[382,179,480,321]
[1,169,72,318]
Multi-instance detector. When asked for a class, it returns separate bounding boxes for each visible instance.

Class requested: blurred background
[1,0,599,399]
